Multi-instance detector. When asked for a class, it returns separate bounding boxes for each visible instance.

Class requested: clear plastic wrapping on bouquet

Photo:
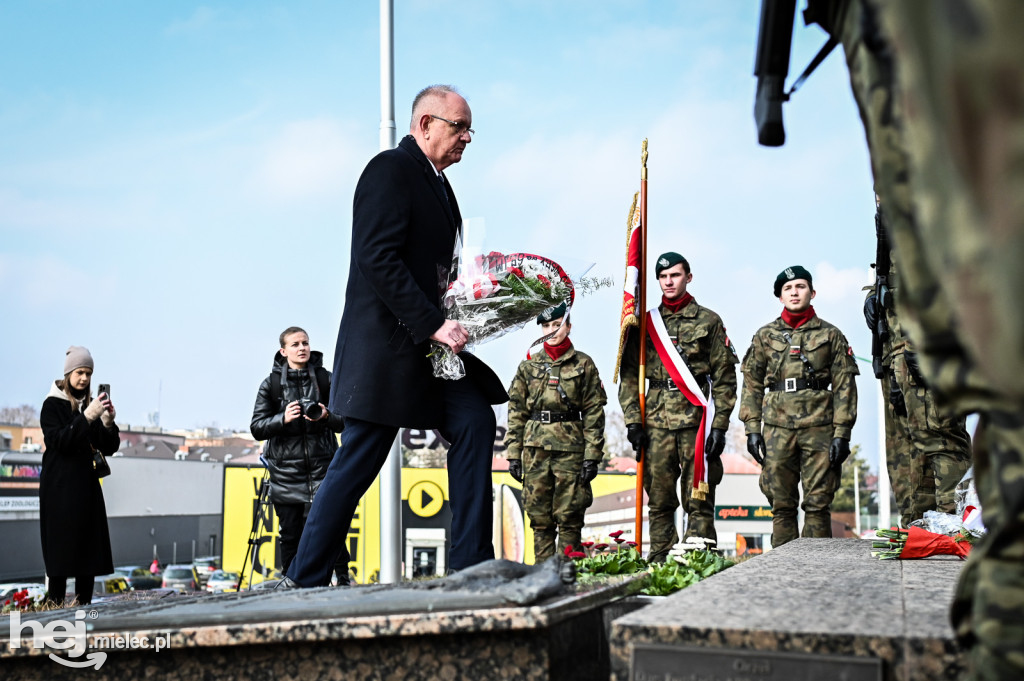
[954,466,981,518]
[428,220,587,380]
[908,467,985,537]
[909,510,967,536]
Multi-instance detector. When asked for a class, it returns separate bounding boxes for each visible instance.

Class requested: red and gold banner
[613,191,643,382]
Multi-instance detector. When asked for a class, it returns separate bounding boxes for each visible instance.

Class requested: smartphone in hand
[97,383,111,400]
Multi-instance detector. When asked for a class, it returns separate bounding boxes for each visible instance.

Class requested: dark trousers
[48,575,93,606]
[273,502,351,584]
[287,377,496,586]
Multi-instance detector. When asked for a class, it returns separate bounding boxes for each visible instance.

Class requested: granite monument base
[2,560,643,681]
[609,538,966,681]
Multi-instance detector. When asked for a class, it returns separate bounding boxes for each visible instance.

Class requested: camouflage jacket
[868,258,910,366]
[740,315,859,438]
[504,345,607,461]
[618,300,739,431]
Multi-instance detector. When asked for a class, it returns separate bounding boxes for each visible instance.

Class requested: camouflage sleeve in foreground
[739,328,769,434]
[503,360,531,461]
[829,327,860,440]
[617,328,642,426]
[708,316,740,430]
[580,354,608,461]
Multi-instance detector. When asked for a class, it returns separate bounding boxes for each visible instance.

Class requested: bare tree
[602,405,631,467]
[0,404,39,426]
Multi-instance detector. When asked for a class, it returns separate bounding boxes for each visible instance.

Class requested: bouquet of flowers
[871,526,980,560]
[429,250,577,380]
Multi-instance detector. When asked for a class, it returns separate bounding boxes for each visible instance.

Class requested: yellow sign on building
[222,465,643,586]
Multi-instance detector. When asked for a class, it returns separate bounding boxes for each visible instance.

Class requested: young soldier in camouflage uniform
[741,266,859,548]
[619,253,738,562]
[504,303,607,562]
[868,264,972,527]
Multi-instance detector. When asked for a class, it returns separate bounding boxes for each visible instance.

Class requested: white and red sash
[646,306,715,499]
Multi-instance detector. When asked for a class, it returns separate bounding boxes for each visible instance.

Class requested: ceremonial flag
[613,191,643,383]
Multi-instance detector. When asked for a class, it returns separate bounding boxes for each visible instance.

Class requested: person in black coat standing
[39,346,119,606]
[250,327,349,583]
[284,85,508,587]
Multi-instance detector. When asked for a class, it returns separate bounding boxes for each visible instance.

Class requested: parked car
[0,582,47,605]
[114,565,162,591]
[192,556,220,588]
[93,574,131,600]
[162,564,201,593]
[205,570,239,593]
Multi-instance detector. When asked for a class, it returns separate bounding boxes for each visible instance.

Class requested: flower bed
[569,534,734,597]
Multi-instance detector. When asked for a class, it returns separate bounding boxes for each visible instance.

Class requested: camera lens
[303,401,323,420]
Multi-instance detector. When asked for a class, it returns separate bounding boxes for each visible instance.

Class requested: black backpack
[269,366,331,407]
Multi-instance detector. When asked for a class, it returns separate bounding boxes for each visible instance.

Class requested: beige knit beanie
[64,346,94,374]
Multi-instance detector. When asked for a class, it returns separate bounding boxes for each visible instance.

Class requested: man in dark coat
[284,85,507,587]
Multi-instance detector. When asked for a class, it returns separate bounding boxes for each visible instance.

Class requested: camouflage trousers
[842,2,1024,677]
[760,424,839,548]
[522,446,593,562]
[883,374,918,526]
[643,426,722,562]
[892,352,972,520]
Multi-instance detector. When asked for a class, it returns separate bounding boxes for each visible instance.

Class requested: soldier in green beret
[740,266,859,547]
[504,303,608,562]
[619,253,739,562]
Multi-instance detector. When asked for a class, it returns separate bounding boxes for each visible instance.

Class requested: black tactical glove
[904,350,926,386]
[705,428,727,460]
[863,293,879,331]
[578,460,598,483]
[626,424,649,461]
[888,374,907,417]
[746,433,766,466]
[829,437,851,469]
[508,459,524,483]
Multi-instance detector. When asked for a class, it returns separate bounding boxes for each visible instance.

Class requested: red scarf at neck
[782,305,817,329]
[662,292,693,313]
[544,336,572,361]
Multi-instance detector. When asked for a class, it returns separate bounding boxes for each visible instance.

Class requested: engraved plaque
[631,644,882,681]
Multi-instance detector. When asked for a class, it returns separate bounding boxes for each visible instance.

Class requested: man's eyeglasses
[429,115,475,137]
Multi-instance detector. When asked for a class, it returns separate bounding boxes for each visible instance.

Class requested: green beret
[537,302,567,324]
[774,265,813,297]
[655,252,689,277]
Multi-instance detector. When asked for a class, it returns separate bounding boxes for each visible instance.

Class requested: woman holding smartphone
[39,345,120,606]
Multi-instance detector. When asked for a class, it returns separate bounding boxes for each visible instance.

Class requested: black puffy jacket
[250,351,344,505]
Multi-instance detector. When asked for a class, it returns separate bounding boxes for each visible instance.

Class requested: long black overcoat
[39,385,119,577]
[330,135,507,428]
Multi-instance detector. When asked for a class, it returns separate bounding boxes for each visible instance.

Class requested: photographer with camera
[250,327,349,584]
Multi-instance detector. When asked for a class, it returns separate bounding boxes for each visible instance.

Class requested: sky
[0,2,887,468]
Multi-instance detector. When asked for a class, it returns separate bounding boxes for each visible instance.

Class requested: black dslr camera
[297,398,323,420]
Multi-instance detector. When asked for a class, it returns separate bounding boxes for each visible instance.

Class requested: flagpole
[635,140,648,549]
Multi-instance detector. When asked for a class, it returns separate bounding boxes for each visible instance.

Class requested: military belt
[768,377,830,393]
[649,375,708,392]
[530,410,583,423]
